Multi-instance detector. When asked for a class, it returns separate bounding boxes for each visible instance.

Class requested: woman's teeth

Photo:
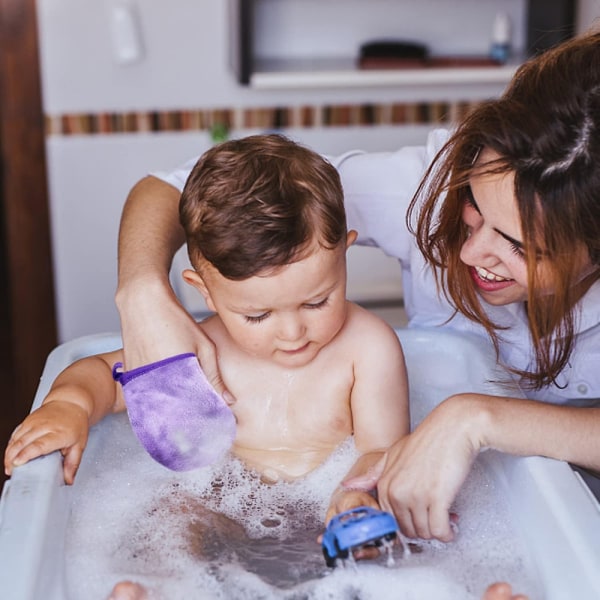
[475,266,512,282]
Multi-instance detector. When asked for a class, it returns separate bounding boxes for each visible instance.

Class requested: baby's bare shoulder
[337,303,405,360]
[343,302,399,339]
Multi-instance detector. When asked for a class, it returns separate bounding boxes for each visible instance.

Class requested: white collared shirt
[153,129,600,406]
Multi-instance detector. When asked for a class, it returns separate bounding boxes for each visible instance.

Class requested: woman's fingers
[391,506,418,539]
[342,454,385,491]
[428,503,455,542]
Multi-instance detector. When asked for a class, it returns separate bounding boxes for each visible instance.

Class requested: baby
[5,134,410,598]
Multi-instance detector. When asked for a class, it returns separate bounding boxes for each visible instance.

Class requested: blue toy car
[321,505,399,567]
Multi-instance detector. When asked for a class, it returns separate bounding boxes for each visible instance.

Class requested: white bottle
[490,12,511,64]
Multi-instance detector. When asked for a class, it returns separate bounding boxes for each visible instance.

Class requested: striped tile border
[45,100,481,136]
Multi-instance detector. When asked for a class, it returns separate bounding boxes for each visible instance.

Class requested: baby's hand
[4,401,89,485]
[325,488,380,526]
[322,489,384,561]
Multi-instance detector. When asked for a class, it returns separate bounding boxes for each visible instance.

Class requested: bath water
[64,397,543,600]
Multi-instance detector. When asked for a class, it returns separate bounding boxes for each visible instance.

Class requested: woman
[114,32,600,542]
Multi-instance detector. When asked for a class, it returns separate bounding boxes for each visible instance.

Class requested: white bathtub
[1,329,599,599]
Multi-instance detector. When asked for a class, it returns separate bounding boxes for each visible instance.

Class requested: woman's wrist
[440,393,494,455]
[115,271,176,314]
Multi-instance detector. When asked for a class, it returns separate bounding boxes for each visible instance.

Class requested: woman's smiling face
[459,149,529,305]
[459,148,537,306]
[459,148,598,308]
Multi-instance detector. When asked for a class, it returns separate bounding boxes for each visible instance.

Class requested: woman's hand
[343,394,485,541]
[4,401,89,485]
[115,277,232,404]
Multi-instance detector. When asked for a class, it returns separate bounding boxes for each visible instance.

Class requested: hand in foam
[113,353,236,471]
[343,452,460,540]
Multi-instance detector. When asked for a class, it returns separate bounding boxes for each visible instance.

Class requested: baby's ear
[346,230,358,248]
[182,269,216,312]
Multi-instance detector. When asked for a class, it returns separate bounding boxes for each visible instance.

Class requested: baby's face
[201,240,351,368]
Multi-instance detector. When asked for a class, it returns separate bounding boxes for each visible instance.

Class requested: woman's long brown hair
[408,32,600,390]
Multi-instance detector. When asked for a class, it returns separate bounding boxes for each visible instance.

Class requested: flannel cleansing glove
[112,353,236,471]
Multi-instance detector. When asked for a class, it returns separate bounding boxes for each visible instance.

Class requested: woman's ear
[346,230,358,249]
[182,269,216,312]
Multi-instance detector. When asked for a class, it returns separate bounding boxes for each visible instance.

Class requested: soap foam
[65,405,543,600]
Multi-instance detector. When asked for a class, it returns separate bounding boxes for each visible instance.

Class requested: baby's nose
[278,315,306,341]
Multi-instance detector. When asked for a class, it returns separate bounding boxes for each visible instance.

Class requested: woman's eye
[508,241,525,259]
[245,312,269,324]
[463,188,481,214]
[305,298,329,310]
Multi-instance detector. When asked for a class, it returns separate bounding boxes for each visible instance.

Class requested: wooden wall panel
[0,0,57,454]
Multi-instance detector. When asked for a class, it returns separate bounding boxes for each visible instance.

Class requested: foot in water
[108,581,148,600]
[483,583,529,600]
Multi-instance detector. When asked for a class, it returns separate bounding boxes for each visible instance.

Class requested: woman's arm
[347,393,600,542]
[115,175,230,399]
[117,175,186,286]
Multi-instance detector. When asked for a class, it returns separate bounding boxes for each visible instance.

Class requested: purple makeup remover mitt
[112,353,236,471]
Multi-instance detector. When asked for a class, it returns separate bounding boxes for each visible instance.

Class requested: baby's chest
[230,372,354,444]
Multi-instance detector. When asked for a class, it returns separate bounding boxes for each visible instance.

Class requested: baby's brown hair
[180,134,346,280]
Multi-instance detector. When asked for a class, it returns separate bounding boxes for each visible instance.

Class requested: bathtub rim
[0,329,599,600]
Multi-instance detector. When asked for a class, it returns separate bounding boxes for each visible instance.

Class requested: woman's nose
[460,224,497,266]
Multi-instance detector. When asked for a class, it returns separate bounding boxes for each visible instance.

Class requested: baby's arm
[326,308,409,523]
[4,349,125,484]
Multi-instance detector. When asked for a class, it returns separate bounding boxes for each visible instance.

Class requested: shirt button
[577,383,588,395]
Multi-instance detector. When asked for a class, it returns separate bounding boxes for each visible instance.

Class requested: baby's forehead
[194,236,347,288]
[254,240,346,276]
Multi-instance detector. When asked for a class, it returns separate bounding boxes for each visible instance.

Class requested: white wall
[37,0,522,114]
[37,0,600,341]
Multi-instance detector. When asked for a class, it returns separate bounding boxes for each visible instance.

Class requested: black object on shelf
[360,40,428,60]
[358,40,428,69]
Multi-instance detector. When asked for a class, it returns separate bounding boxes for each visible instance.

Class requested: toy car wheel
[336,539,349,560]
[323,547,336,568]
